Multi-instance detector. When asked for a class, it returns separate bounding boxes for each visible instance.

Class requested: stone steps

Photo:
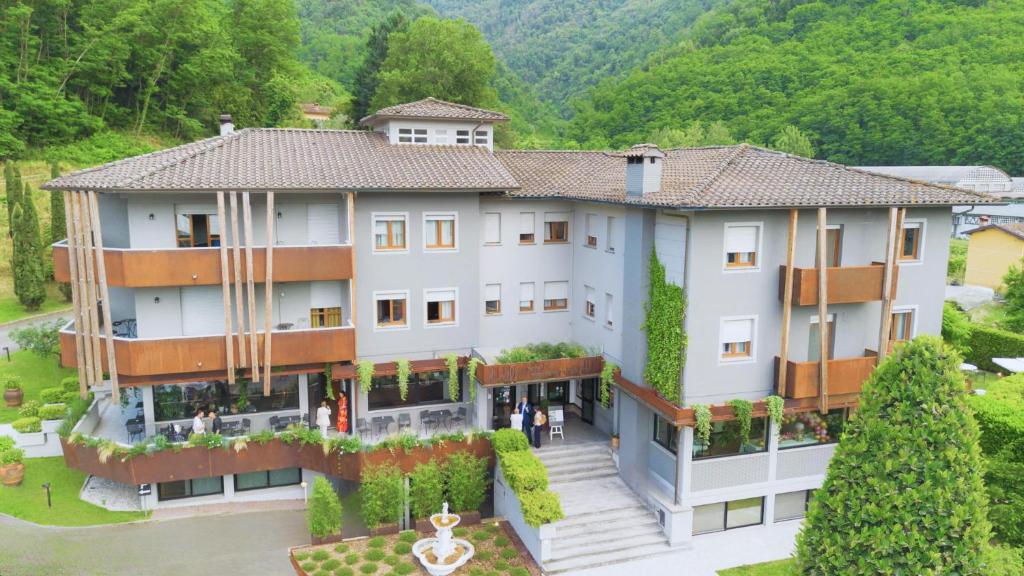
[544,542,677,575]
[553,520,664,553]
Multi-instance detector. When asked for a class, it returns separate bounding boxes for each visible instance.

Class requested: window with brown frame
[726,252,756,267]
[826,227,842,267]
[891,309,914,341]
[720,317,755,361]
[545,298,568,311]
[376,296,406,327]
[900,223,922,260]
[585,213,598,247]
[484,284,501,315]
[545,220,569,243]
[543,281,569,311]
[519,282,535,312]
[519,212,535,244]
[425,214,456,249]
[722,341,752,358]
[427,300,455,324]
[724,224,759,269]
[374,216,406,251]
[584,285,596,318]
[310,307,342,328]
[175,213,220,248]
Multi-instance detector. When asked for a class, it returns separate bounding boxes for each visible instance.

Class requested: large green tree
[351,11,409,123]
[11,187,46,310]
[370,17,498,112]
[796,336,992,574]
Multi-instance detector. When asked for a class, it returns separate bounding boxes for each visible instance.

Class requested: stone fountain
[412,502,475,576]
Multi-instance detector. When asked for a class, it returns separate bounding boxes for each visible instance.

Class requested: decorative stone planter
[42,419,63,434]
[370,522,400,536]
[416,510,481,533]
[3,388,22,407]
[310,531,344,546]
[0,462,25,486]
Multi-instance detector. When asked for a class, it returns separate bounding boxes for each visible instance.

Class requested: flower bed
[289,520,540,576]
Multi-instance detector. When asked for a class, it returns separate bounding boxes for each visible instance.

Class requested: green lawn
[0,457,147,526]
[718,559,795,575]
[968,300,1008,330]
[0,283,71,325]
[0,350,75,423]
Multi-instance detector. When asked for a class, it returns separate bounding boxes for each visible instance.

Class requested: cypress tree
[5,164,22,237]
[48,161,72,301]
[352,11,408,123]
[796,336,992,574]
[12,187,47,311]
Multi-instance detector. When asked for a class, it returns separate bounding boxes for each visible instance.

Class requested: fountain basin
[412,538,475,576]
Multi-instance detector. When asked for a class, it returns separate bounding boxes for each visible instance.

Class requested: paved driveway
[0,509,307,575]
[0,310,70,353]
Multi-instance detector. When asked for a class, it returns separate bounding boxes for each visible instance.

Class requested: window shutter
[182,286,226,336]
[545,281,569,300]
[426,289,456,303]
[520,283,534,301]
[721,318,753,344]
[484,213,501,243]
[307,204,340,245]
[585,286,595,303]
[725,226,757,253]
[310,281,341,309]
[485,284,500,301]
[520,212,534,233]
[544,212,570,223]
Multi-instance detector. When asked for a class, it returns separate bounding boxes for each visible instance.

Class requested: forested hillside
[424,0,722,116]
[568,0,1024,173]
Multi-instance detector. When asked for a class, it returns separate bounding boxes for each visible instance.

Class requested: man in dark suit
[516,396,532,439]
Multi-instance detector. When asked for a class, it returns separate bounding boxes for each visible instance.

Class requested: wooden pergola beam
[816,207,829,413]
[64,191,88,398]
[78,191,104,389]
[242,191,260,384]
[88,191,120,403]
[216,192,235,384]
[229,192,248,369]
[263,192,275,394]
[878,207,902,360]
[777,208,798,396]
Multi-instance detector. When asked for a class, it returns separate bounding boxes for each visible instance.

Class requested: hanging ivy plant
[765,395,785,431]
[692,404,712,444]
[600,362,618,409]
[324,363,335,400]
[727,399,753,440]
[356,360,375,391]
[642,249,687,402]
[466,357,483,401]
[396,359,411,402]
[443,353,460,401]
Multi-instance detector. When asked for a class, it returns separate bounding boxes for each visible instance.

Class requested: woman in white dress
[316,400,332,437]
[509,408,523,435]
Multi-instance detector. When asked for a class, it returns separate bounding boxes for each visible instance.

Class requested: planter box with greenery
[308,476,343,545]
[0,435,25,486]
[361,462,404,534]
[495,435,564,528]
[3,378,23,407]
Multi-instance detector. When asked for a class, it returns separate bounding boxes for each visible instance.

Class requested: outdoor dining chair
[451,407,467,429]
[241,418,252,434]
[269,415,280,431]
[419,410,437,434]
[356,418,371,439]
[398,413,412,433]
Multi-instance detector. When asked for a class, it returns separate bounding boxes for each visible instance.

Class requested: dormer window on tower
[358,97,509,151]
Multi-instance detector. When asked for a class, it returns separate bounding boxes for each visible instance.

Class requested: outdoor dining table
[434,409,453,431]
[372,415,396,436]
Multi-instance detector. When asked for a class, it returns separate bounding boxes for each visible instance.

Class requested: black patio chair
[242,418,252,434]
[451,407,467,429]
[398,413,412,433]
[419,410,437,434]
[269,415,280,432]
[356,418,371,439]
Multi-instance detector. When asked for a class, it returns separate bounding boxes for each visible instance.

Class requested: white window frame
[718,314,758,365]
[899,219,926,265]
[585,214,598,249]
[373,290,410,332]
[519,282,535,314]
[456,130,470,145]
[543,281,570,313]
[583,285,596,320]
[606,216,617,254]
[891,305,918,341]
[397,128,413,144]
[474,130,489,146]
[413,128,428,144]
[722,222,763,273]
[422,211,459,252]
[433,129,448,145]
[483,212,501,245]
[484,283,501,316]
[371,212,410,254]
[423,287,459,328]
[604,292,614,329]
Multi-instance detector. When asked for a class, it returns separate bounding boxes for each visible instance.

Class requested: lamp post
[42,482,52,508]
[300,481,308,505]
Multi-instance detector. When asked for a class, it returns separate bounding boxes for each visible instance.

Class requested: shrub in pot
[61,376,79,393]
[361,463,404,533]
[39,387,64,404]
[308,476,343,544]
[0,435,25,486]
[18,400,40,418]
[12,417,41,434]
[445,451,487,516]
[38,403,67,421]
[3,378,22,407]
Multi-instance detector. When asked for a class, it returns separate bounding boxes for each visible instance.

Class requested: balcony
[778,263,897,306]
[475,356,605,387]
[59,324,355,380]
[773,352,878,399]
[53,243,353,288]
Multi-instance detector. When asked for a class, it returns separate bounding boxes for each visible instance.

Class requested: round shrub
[61,375,80,392]
[363,549,384,562]
[61,390,80,404]
[397,530,417,543]
[494,559,509,571]
[301,561,317,572]
[382,554,399,566]
[367,536,386,548]
[358,563,378,574]
[17,400,40,418]
[12,416,41,433]
[469,568,485,576]
[473,550,492,562]
[333,544,349,554]
[392,542,411,555]
[39,387,64,404]
[472,530,491,542]
[508,568,529,576]
[293,552,310,561]
[38,403,67,420]
[393,562,416,576]
[452,527,468,537]
[3,377,20,390]
[485,523,501,534]
[314,570,331,576]
[493,536,510,548]
[334,568,354,576]
[344,553,359,565]
[312,550,330,562]
[500,547,518,561]
[491,428,530,453]
[321,559,341,571]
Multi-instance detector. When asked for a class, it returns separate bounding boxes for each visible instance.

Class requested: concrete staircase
[536,443,675,574]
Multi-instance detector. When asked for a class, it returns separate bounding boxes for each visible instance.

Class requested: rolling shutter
[725,226,757,253]
[721,318,754,345]
[544,281,569,300]
[307,204,340,245]
[310,281,342,309]
[484,213,501,243]
[181,286,225,336]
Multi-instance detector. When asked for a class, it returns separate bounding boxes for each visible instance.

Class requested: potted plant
[4,378,23,407]
[0,435,25,486]
[611,433,620,450]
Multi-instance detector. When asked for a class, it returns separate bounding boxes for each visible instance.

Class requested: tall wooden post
[64,191,88,397]
[816,207,829,413]
[242,191,260,383]
[878,207,898,360]
[347,191,357,331]
[217,192,235,384]
[69,192,95,391]
[78,192,104,388]
[88,191,120,403]
[263,192,275,393]
[229,192,248,369]
[777,209,798,396]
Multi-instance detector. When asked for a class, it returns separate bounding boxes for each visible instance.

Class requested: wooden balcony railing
[779,263,897,306]
[475,356,605,387]
[773,352,878,399]
[60,326,355,379]
[53,243,353,288]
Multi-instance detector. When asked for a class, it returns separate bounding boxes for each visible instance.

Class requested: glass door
[546,381,569,405]
[580,378,596,425]
[492,386,513,429]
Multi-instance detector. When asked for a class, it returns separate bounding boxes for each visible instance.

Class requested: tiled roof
[359,97,508,126]
[495,144,998,208]
[964,222,1024,241]
[43,128,519,192]
[855,165,1011,185]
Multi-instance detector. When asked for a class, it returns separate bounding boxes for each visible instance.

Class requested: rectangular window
[692,417,768,460]
[900,222,923,261]
[584,285,596,318]
[153,376,299,421]
[724,223,760,270]
[779,409,848,449]
[807,316,835,363]
[456,130,470,144]
[483,212,501,244]
[310,307,342,328]
[398,128,412,143]
[375,292,408,329]
[434,129,448,145]
[157,477,224,501]
[653,415,677,454]
[606,216,616,253]
[175,213,220,247]
[426,289,457,325]
[693,497,765,535]
[826,226,842,267]
[891,309,914,341]
[543,281,569,311]
[474,130,488,145]
[544,212,570,243]
[604,293,614,327]
[774,490,815,522]
[519,282,535,313]
[413,128,428,144]
[485,283,501,315]
[234,468,302,492]
[425,213,456,250]
[720,317,755,362]
[585,214,598,248]
[368,369,461,410]
[519,212,535,244]
[373,214,407,251]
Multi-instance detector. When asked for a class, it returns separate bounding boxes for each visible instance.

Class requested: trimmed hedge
[519,489,564,528]
[499,450,548,493]
[61,376,79,393]
[39,387,64,404]
[491,428,530,454]
[308,476,342,538]
[17,400,40,418]
[360,463,404,530]
[408,460,444,519]
[445,451,487,513]
[968,374,1024,546]
[964,325,1024,373]
[12,416,41,433]
[38,403,67,420]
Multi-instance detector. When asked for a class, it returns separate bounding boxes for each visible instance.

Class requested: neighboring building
[45,98,992,572]
[857,165,1014,236]
[963,223,1024,289]
[300,102,334,127]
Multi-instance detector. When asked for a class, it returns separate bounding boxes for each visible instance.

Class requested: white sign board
[548,407,564,424]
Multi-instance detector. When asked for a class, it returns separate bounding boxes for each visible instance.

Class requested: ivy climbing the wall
[600,362,618,409]
[357,360,375,392]
[643,249,687,402]
[396,359,411,401]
